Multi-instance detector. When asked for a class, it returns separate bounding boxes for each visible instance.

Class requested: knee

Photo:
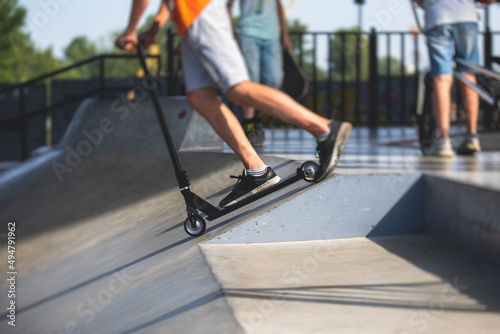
[187,89,211,112]
[226,81,252,106]
[433,74,453,85]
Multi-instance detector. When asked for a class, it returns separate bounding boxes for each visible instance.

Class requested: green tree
[288,19,326,80]
[329,27,369,81]
[378,56,406,76]
[14,46,62,81]
[63,36,98,78]
[0,0,28,83]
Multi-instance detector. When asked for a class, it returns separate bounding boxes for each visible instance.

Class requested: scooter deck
[206,170,306,221]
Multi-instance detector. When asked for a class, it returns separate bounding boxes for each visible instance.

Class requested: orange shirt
[171,0,210,38]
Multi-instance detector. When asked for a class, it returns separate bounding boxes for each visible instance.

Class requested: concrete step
[201,235,500,334]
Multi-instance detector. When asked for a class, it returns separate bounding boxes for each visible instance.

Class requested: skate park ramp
[1,97,500,333]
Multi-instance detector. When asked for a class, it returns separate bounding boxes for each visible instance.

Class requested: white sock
[246,166,267,177]
[317,129,331,142]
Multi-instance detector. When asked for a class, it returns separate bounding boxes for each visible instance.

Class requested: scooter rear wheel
[301,161,319,182]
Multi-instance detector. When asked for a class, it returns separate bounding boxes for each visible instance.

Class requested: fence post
[340,33,346,121]
[484,26,493,128]
[368,28,379,128]
[19,87,28,160]
[167,28,175,96]
[327,33,333,119]
[99,57,105,97]
[401,32,406,125]
[312,33,318,112]
[484,27,492,69]
[484,6,492,68]
[355,32,361,125]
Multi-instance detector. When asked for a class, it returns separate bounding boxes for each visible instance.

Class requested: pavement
[0,97,499,334]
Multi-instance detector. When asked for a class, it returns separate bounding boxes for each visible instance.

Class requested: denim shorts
[426,22,479,77]
[236,34,284,89]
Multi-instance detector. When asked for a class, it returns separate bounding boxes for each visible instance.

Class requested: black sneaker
[219,167,281,208]
[315,120,352,182]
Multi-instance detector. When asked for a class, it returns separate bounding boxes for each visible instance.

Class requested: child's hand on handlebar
[115,32,138,52]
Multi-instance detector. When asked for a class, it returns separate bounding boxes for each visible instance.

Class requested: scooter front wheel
[184,215,206,237]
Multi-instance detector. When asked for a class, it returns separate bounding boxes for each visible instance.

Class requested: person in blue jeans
[414,0,494,157]
[227,0,292,147]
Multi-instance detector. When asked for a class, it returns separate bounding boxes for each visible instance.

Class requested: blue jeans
[426,22,479,77]
[237,34,283,89]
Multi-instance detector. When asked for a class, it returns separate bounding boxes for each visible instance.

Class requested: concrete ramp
[0,96,222,199]
[58,96,222,153]
[0,149,303,334]
[208,174,424,244]
[1,99,500,334]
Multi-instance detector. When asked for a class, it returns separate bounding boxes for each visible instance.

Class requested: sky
[17,0,500,67]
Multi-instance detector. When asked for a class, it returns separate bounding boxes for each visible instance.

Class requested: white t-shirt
[423,0,478,31]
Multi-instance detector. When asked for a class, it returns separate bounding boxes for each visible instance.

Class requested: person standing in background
[413,0,491,157]
[227,0,292,147]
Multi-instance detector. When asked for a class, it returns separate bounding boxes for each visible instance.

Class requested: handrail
[0,52,162,161]
[0,54,160,95]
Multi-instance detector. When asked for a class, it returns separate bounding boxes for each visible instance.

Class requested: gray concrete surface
[202,235,500,334]
[208,174,424,244]
[0,150,302,334]
[0,96,500,333]
[60,96,198,152]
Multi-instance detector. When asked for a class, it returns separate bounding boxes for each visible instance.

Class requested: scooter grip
[115,40,129,49]
[115,39,146,50]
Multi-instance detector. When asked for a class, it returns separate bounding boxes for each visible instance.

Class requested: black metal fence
[1,28,499,161]
[166,28,500,128]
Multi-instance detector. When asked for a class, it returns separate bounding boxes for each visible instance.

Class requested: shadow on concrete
[120,291,223,334]
[222,281,487,312]
[369,235,500,313]
[367,176,424,237]
[0,151,242,241]
[363,174,500,313]
[2,235,193,318]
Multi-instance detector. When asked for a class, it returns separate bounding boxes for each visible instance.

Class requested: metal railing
[166,28,499,128]
[0,54,161,160]
[2,28,498,161]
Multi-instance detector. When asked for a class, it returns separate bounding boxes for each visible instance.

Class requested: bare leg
[226,81,331,138]
[433,74,453,138]
[187,87,266,170]
[458,72,479,135]
[242,107,255,120]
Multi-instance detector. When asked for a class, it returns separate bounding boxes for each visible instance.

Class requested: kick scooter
[135,45,320,237]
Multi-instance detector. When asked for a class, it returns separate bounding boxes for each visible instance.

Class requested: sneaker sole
[457,144,481,155]
[432,151,454,158]
[221,175,281,208]
[316,122,352,182]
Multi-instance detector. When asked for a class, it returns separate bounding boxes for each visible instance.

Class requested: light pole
[355,0,365,32]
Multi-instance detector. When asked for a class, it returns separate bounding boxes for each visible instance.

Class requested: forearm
[154,0,170,28]
[125,0,151,34]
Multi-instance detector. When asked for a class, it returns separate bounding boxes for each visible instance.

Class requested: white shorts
[181,0,250,93]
